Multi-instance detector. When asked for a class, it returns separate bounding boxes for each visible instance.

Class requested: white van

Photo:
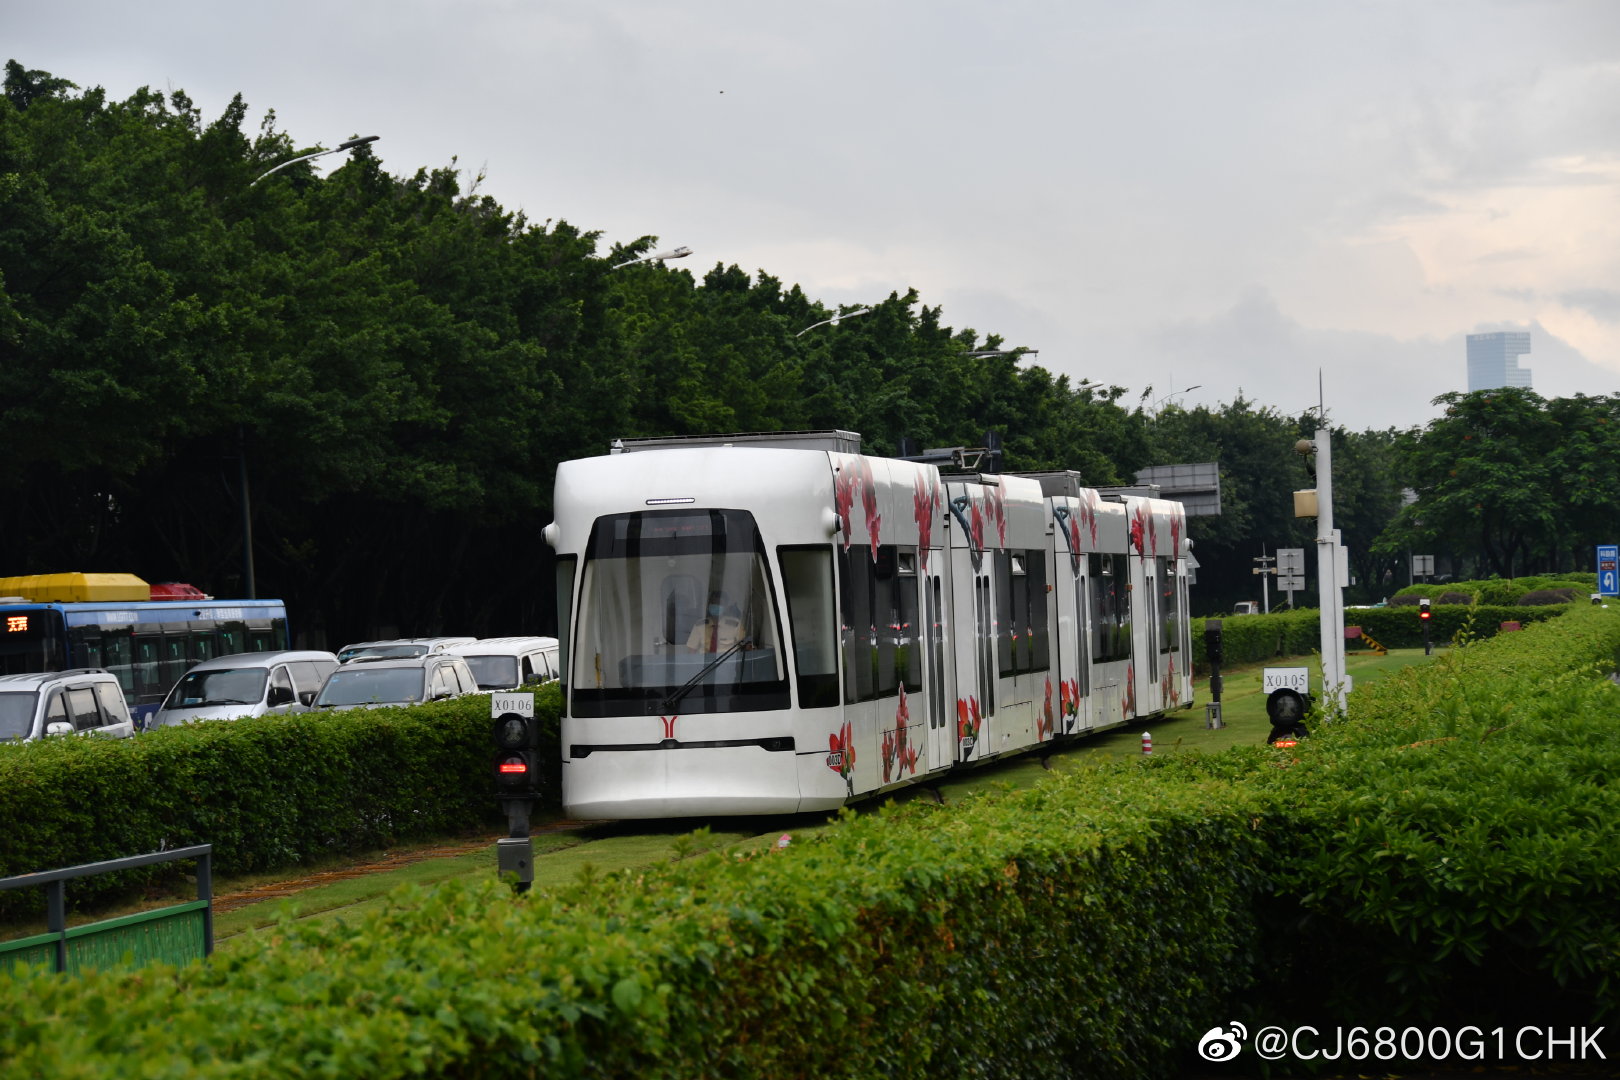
[335,637,476,664]
[443,636,560,691]
[152,650,340,728]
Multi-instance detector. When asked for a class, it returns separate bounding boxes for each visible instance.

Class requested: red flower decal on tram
[1082,489,1099,547]
[1060,677,1080,733]
[956,696,982,749]
[1129,506,1147,556]
[1162,652,1179,708]
[1038,677,1054,742]
[834,467,857,553]
[882,686,918,782]
[985,486,1007,549]
[828,721,856,796]
[913,474,939,571]
[1123,663,1136,719]
[969,497,986,554]
[1148,510,1158,557]
[1066,511,1083,574]
[859,457,882,561]
[1169,507,1183,558]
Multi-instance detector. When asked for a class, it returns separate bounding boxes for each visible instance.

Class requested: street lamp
[1148,384,1201,412]
[239,134,379,597]
[965,348,1039,360]
[611,246,693,270]
[796,307,871,337]
[251,135,380,186]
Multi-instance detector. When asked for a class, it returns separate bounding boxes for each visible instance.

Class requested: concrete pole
[1314,429,1347,711]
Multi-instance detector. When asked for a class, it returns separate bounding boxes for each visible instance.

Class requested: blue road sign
[1599,544,1619,597]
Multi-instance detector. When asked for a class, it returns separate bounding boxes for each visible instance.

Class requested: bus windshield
[0,609,64,676]
[571,509,787,717]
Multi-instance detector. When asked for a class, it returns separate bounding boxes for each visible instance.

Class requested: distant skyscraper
[1466,331,1532,392]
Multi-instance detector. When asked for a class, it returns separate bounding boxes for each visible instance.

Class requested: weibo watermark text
[1197,1022,1607,1064]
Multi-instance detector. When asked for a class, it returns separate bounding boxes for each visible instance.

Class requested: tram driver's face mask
[708,605,724,617]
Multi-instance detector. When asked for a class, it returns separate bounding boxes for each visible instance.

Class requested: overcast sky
[13,1,1620,431]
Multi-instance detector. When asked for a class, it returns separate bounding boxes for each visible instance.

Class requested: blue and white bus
[0,581,289,725]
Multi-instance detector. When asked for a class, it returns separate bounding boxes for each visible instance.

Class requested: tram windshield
[571,509,788,717]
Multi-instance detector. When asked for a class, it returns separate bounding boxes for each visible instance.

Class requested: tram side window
[1089,553,1130,664]
[1158,557,1179,657]
[556,556,576,696]
[998,551,1050,677]
[838,545,917,703]
[1026,551,1050,673]
[839,549,875,703]
[896,555,921,694]
[779,546,839,709]
[994,552,1014,677]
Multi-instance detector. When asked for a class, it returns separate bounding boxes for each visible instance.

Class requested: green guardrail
[0,844,212,975]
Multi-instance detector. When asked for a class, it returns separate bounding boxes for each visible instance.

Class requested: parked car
[0,669,136,743]
[334,637,476,664]
[312,654,479,711]
[1232,601,1261,616]
[442,636,560,691]
[151,650,340,729]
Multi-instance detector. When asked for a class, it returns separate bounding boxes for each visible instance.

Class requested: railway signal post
[1419,597,1432,655]
[1204,619,1225,729]
[491,692,539,892]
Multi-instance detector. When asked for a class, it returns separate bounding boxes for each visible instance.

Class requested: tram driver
[686,591,745,653]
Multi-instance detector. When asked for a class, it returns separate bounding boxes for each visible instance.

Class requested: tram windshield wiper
[662,637,752,714]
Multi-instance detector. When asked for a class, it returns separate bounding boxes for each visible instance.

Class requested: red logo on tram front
[661,715,677,739]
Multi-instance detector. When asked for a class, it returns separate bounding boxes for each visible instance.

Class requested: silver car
[152,650,340,728]
[0,669,137,742]
[312,654,479,711]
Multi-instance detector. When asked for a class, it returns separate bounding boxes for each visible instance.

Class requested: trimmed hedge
[2,610,1616,1076]
[1391,573,1595,604]
[0,749,1273,1078]
[1194,603,1568,665]
[1173,603,1620,1027]
[0,685,562,917]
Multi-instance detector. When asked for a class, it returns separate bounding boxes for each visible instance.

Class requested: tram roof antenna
[892,428,1002,474]
[893,444,980,469]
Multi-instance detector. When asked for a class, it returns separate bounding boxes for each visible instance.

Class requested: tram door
[948,542,994,764]
[922,554,952,769]
[1135,554,1162,715]
[1053,537,1092,736]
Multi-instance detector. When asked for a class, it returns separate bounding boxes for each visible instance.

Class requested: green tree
[1381,389,1561,579]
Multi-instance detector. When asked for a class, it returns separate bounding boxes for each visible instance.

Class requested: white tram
[544,431,1193,819]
